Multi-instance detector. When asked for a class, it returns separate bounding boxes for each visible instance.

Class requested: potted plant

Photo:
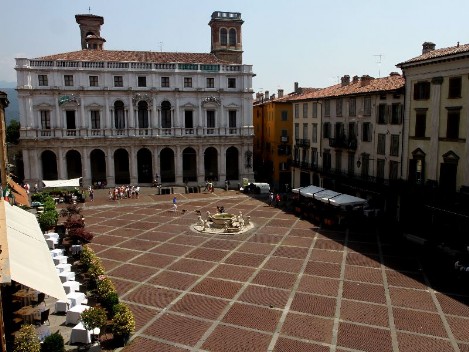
[41,332,65,352]
[13,324,41,352]
[81,306,107,339]
[38,210,58,232]
[111,303,135,346]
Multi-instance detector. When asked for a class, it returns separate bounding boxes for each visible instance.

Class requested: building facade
[16,12,254,188]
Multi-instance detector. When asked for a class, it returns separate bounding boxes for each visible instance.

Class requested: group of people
[108,185,140,201]
[268,191,281,207]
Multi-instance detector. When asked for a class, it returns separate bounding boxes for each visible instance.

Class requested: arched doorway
[204,147,218,181]
[137,148,153,183]
[183,147,197,182]
[114,149,130,185]
[226,147,239,181]
[90,149,106,186]
[160,148,175,183]
[41,150,58,180]
[66,150,82,179]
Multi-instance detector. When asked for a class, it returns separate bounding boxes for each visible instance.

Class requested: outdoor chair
[34,308,50,325]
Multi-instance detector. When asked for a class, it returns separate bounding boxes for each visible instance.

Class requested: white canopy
[299,185,325,198]
[313,189,342,203]
[328,194,367,207]
[0,201,67,301]
[42,178,81,188]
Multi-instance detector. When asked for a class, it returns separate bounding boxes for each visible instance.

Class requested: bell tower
[209,11,244,64]
[75,14,105,50]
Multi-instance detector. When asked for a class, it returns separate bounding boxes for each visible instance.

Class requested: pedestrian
[225,180,230,191]
[89,188,94,202]
[33,183,38,193]
[269,191,274,206]
[275,193,281,207]
[172,196,178,212]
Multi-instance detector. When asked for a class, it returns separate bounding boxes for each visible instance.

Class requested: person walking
[172,196,178,212]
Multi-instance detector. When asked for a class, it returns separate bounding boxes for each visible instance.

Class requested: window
[377,159,385,180]
[363,96,371,116]
[161,77,170,87]
[391,103,401,124]
[311,148,318,167]
[448,77,462,98]
[161,101,171,128]
[390,134,399,156]
[312,124,318,143]
[294,104,299,119]
[64,75,74,86]
[229,110,237,133]
[114,101,125,129]
[377,134,386,155]
[377,104,387,124]
[336,99,342,117]
[207,110,215,132]
[184,77,192,88]
[89,76,99,87]
[415,110,426,138]
[348,153,354,175]
[66,110,76,129]
[114,76,123,87]
[447,109,460,139]
[413,81,430,100]
[40,110,51,129]
[137,76,147,87]
[185,110,193,129]
[303,123,308,140]
[323,151,331,171]
[361,154,370,178]
[312,102,318,118]
[38,75,48,86]
[91,110,100,129]
[303,103,308,118]
[362,122,371,142]
[229,28,236,46]
[206,78,214,88]
[335,150,342,171]
[137,101,149,128]
[324,100,330,117]
[349,97,356,116]
[323,122,331,138]
[294,123,299,139]
[228,78,236,88]
[281,111,288,121]
[389,160,399,180]
[220,28,227,45]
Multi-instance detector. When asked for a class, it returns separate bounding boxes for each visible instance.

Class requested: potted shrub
[41,332,65,352]
[111,303,135,346]
[69,227,94,244]
[13,324,40,352]
[81,306,107,337]
[38,210,58,232]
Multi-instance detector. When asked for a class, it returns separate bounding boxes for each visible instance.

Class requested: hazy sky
[2,0,468,93]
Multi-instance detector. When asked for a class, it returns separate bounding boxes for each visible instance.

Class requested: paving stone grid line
[78,189,469,352]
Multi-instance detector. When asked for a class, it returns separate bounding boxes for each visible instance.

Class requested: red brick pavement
[77,188,469,351]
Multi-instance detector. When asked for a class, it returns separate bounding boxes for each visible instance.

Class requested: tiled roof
[286,75,405,101]
[37,50,228,64]
[397,43,469,67]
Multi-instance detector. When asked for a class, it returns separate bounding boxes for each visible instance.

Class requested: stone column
[130,146,138,184]
[82,146,91,187]
[54,93,61,129]
[220,146,226,182]
[106,147,115,187]
[128,95,135,128]
[428,77,443,182]
[197,144,205,184]
[57,148,66,179]
[175,145,183,184]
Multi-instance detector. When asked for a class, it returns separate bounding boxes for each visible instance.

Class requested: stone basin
[211,213,235,227]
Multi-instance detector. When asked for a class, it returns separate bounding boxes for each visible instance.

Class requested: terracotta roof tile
[286,75,404,101]
[398,43,469,67]
[37,50,228,64]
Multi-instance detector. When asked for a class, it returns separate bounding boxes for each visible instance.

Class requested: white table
[55,300,70,313]
[50,248,64,257]
[71,244,83,255]
[46,238,56,249]
[70,322,92,344]
[59,271,75,283]
[67,292,86,308]
[66,304,89,325]
[45,232,59,241]
[62,281,80,294]
[56,263,72,273]
[53,255,68,265]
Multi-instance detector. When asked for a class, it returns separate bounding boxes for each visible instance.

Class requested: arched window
[161,101,172,129]
[220,28,227,45]
[229,28,236,46]
[114,100,125,129]
[138,101,149,128]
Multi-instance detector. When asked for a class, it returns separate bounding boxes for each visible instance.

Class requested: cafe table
[53,255,68,265]
[56,263,72,273]
[66,304,90,325]
[14,305,40,324]
[67,292,86,308]
[12,289,36,306]
[50,248,64,257]
[70,322,92,344]
[59,271,76,283]
[62,280,80,294]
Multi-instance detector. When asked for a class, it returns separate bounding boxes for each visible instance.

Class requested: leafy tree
[6,120,20,145]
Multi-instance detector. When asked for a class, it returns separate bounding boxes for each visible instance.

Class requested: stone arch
[65,150,82,179]
[183,147,197,182]
[90,149,106,185]
[137,148,153,183]
[226,146,239,181]
[114,148,130,185]
[41,150,58,180]
[160,147,175,183]
[204,147,218,181]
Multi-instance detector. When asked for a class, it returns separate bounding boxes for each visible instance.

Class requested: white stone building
[15,12,254,188]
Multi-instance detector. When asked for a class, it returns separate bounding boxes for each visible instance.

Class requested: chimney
[352,75,359,84]
[389,72,400,77]
[264,91,269,100]
[422,42,436,55]
[294,82,299,93]
[360,75,373,87]
[75,14,105,50]
[341,75,350,87]
[270,94,276,100]
[278,89,284,98]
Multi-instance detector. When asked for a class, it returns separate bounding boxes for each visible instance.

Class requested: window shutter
[386,105,391,124]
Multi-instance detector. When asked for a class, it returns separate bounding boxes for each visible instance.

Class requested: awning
[8,179,30,207]
[42,178,81,188]
[328,194,367,207]
[299,185,325,198]
[313,189,342,203]
[0,200,67,301]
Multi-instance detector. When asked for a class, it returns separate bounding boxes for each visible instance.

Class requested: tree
[6,120,20,145]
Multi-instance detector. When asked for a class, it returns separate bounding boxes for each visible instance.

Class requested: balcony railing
[280,136,289,143]
[295,138,311,148]
[329,137,357,150]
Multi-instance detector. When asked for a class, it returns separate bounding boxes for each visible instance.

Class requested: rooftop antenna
[88,6,91,14]
[374,54,383,78]
[159,42,163,52]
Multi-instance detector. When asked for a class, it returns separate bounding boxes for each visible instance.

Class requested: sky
[2,0,469,93]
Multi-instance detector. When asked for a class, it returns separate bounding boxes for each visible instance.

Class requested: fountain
[192,209,253,235]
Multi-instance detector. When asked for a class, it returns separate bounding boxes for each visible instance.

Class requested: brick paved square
[151,243,195,256]
[126,303,159,330]
[393,307,447,337]
[222,302,282,332]
[125,285,180,308]
[106,227,144,238]
[237,285,290,309]
[344,265,383,284]
[144,313,211,347]
[264,256,303,273]
[281,236,314,248]
[340,299,389,327]
[91,234,125,246]
[337,322,392,352]
[208,264,256,282]
[123,337,188,352]
[137,230,176,242]
[382,255,421,272]
[98,247,140,262]
[109,263,157,282]
[444,316,469,341]
[281,312,333,343]
[266,218,297,228]
[201,238,240,250]
[436,293,469,316]
[191,277,242,299]
[99,258,121,271]
[346,241,380,255]
[314,239,345,251]
[170,293,228,320]
[186,247,229,262]
[224,252,266,267]
[396,332,455,352]
[252,270,297,290]
[297,275,340,297]
[149,271,200,291]
[111,277,139,296]
[130,252,176,268]
[87,243,107,254]
[168,234,208,246]
[273,337,330,352]
[259,225,289,236]
[237,242,275,255]
[386,269,427,289]
[273,246,309,259]
[304,261,341,278]
[123,220,158,231]
[310,249,343,263]
[342,281,386,304]
[249,233,284,244]
[167,258,216,275]
[201,324,272,352]
[117,238,159,251]
[290,292,336,317]
[345,252,381,268]
[389,286,437,311]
